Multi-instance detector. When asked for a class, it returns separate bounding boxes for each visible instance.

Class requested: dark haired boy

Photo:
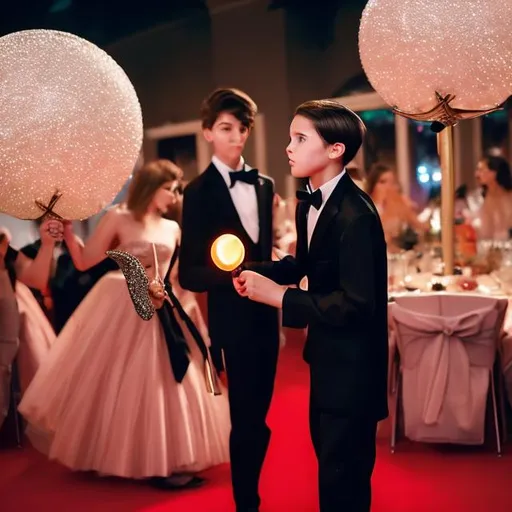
[234,100,389,512]
[179,88,279,512]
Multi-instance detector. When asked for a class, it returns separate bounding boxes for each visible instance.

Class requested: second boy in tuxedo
[179,88,279,512]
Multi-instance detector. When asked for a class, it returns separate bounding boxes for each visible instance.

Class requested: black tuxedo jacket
[254,173,389,420]
[178,163,279,351]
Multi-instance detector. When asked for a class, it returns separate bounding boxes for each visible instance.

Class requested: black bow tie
[229,168,259,188]
[296,188,323,210]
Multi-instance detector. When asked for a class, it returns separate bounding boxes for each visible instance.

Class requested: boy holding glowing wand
[233,100,389,512]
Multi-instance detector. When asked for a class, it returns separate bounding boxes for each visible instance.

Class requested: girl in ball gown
[19,160,230,489]
[1,220,62,430]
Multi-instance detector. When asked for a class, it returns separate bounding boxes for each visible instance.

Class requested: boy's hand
[234,270,286,309]
[232,274,245,295]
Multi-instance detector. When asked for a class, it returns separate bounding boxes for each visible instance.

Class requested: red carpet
[1,330,511,512]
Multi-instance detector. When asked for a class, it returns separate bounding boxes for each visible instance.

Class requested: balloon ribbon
[35,190,64,220]
[393,91,504,128]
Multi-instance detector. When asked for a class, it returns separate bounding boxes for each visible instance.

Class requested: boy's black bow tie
[229,168,259,187]
[296,188,322,210]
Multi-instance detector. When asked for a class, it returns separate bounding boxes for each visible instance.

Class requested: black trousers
[310,400,377,512]
[223,334,279,511]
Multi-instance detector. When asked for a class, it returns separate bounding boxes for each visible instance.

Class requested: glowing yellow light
[211,234,245,272]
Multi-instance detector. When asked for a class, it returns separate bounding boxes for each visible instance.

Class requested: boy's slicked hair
[201,88,258,130]
[294,99,366,166]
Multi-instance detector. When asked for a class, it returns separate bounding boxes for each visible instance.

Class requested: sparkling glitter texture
[359,0,512,114]
[0,30,143,219]
[106,249,155,321]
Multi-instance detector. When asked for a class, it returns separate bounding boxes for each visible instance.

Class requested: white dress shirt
[307,170,346,247]
[212,155,260,244]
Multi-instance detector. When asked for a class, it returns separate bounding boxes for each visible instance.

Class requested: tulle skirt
[19,272,230,478]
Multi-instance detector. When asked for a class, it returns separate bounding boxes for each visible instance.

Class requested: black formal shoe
[149,475,205,490]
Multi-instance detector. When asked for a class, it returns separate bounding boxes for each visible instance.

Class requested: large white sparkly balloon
[359,0,512,114]
[0,29,143,220]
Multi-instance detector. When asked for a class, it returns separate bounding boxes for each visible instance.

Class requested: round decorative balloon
[0,29,143,220]
[359,0,512,114]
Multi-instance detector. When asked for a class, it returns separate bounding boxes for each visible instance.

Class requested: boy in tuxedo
[234,100,389,512]
[179,88,279,512]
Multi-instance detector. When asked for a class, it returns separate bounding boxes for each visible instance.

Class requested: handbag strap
[151,242,161,281]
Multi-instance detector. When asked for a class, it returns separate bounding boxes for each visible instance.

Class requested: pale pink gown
[15,281,56,395]
[19,241,230,478]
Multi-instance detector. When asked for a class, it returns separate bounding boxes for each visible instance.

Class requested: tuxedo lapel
[308,173,350,261]
[295,200,309,265]
[205,164,247,234]
[205,163,267,248]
